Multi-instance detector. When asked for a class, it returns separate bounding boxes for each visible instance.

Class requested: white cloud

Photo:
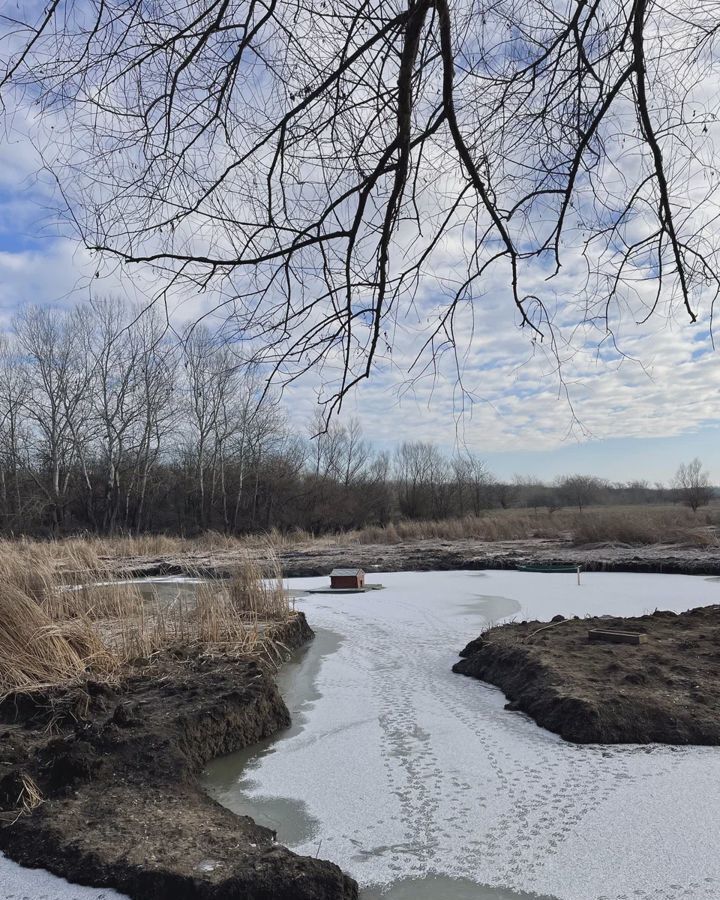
[2,0,720,472]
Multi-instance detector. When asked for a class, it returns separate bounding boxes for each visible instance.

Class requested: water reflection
[202,628,343,845]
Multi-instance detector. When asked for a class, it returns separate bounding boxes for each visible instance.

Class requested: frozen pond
[0,854,126,900]
[203,570,720,900]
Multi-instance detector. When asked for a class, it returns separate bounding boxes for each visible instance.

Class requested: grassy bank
[1,504,715,695]
[346,504,719,546]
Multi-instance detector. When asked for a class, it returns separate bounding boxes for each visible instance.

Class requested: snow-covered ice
[6,569,720,900]
[206,570,720,900]
[0,853,127,900]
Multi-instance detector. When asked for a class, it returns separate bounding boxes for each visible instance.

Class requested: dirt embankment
[105,537,720,580]
[453,605,720,744]
[0,613,357,900]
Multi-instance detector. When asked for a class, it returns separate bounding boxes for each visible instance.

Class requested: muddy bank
[103,538,720,580]
[0,613,357,900]
[454,604,720,744]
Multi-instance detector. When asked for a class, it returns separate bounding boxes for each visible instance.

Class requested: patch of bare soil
[0,613,357,900]
[453,605,720,744]
[106,537,720,580]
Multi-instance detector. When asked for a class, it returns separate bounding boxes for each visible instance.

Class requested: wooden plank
[588,629,647,645]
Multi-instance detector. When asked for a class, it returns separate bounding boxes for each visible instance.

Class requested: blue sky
[481,430,720,484]
[1,16,719,489]
[0,174,718,486]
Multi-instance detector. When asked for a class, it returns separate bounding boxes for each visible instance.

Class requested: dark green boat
[516,564,579,573]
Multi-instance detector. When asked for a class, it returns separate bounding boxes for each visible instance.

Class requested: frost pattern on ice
[234,571,720,900]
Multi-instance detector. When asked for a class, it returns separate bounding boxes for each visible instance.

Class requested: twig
[523,618,573,643]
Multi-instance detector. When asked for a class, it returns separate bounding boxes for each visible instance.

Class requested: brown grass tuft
[0,584,115,696]
[0,541,292,698]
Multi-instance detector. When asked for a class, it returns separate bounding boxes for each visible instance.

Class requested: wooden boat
[515,564,579,573]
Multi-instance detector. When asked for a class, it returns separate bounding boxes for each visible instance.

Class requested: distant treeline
[0,299,710,537]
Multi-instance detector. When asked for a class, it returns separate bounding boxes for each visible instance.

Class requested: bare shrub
[674,459,714,513]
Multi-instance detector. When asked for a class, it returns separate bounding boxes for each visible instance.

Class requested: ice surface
[220,570,720,900]
[5,570,720,900]
[0,853,127,900]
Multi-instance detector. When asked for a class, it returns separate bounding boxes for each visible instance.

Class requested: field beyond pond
[41,502,720,560]
[52,504,720,582]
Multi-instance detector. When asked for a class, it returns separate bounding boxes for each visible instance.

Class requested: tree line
[0,299,712,537]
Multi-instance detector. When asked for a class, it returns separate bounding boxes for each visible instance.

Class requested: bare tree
[395,441,449,519]
[125,308,178,532]
[674,459,713,512]
[492,481,518,511]
[339,419,372,489]
[0,335,28,525]
[513,476,559,514]
[183,327,242,529]
[453,453,492,517]
[13,306,93,532]
[556,474,605,512]
[2,0,718,415]
[230,370,286,532]
[363,450,393,524]
[243,405,294,530]
[309,413,348,483]
[86,298,146,532]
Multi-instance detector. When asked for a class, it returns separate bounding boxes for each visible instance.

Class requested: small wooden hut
[330,568,365,589]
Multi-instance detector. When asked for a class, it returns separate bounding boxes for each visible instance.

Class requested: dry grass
[344,505,720,547]
[345,516,538,544]
[0,541,292,699]
[226,552,289,619]
[18,774,44,810]
[567,506,718,546]
[1,503,715,696]
[0,583,115,695]
[63,528,316,562]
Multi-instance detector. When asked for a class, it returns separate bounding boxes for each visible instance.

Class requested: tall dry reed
[0,585,115,696]
[0,541,292,698]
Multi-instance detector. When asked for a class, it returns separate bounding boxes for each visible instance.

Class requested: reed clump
[0,542,292,699]
[187,552,291,656]
[0,584,115,696]
[227,552,288,618]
